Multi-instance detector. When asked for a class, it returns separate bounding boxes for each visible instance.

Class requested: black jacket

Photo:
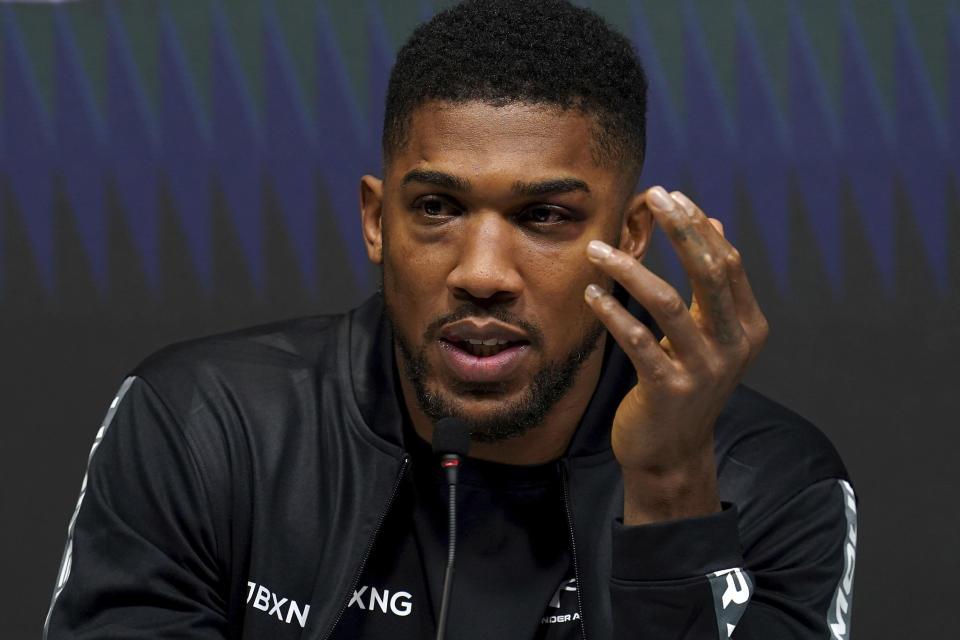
[45,296,856,639]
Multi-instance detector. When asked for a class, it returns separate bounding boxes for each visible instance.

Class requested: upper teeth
[465,338,508,346]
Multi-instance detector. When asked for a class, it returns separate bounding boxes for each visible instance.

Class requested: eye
[518,205,571,225]
[414,196,460,219]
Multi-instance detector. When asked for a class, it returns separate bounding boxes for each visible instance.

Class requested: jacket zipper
[559,460,588,639]
[321,455,410,639]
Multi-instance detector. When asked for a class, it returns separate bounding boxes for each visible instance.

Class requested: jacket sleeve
[610,478,857,638]
[44,376,229,639]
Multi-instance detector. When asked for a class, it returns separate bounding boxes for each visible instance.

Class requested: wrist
[621,457,720,525]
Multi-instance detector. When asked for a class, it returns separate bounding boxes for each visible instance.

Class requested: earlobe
[360,175,384,264]
[619,192,654,260]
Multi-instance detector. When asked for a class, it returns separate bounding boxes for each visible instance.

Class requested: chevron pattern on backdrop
[0,0,955,300]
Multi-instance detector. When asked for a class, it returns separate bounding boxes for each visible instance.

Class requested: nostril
[450,287,520,306]
[447,247,523,300]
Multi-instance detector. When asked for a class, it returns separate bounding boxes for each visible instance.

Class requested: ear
[360,175,384,264]
[618,191,654,260]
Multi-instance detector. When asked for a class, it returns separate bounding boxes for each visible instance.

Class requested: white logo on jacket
[828,480,857,640]
[246,581,311,628]
[348,585,413,616]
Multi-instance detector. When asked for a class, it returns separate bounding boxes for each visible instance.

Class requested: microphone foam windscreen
[432,417,471,457]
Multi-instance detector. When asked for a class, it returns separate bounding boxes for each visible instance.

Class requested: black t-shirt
[332,426,583,639]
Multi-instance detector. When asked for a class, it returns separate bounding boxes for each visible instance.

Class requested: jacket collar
[348,294,407,449]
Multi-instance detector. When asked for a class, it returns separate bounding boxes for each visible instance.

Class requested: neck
[398,337,606,466]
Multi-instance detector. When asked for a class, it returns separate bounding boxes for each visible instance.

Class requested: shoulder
[131,313,347,416]
[115,313,356,482]
[111,311,370,504]
[136,313,344,377]
[714,385,851,531]
[123,297,394,453]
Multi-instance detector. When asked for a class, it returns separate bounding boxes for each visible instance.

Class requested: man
[45,1,855,638]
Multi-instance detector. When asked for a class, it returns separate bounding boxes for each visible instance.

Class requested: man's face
[363,100,641,440]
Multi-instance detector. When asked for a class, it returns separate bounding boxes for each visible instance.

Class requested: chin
[416,379,560,443]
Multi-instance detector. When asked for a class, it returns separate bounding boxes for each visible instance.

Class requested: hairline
[382,98,643,192]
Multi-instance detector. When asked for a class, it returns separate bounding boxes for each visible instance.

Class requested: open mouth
[442,337,528,358]
[436,318,534,382]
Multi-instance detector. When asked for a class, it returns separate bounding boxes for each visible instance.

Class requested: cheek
[516,246,607,335]
[519,241,607,295]
[382,239,451,323]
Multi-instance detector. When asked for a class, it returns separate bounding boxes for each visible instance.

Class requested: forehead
[387,100,620,188]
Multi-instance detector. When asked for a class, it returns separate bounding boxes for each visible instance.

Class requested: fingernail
[647,186,674,211]
[587,240,612,260]
[585,283,603,299]
[671,191,694,215]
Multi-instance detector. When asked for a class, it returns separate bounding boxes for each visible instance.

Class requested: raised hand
[584,186,768,525]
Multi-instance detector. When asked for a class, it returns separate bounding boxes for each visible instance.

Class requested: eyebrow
[402,169,471,192]
[402,169,590,198]
[511,177,590,197]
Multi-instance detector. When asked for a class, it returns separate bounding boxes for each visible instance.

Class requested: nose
[447,213,523,304]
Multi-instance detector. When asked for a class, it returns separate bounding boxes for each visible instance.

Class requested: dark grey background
[1,1,957,637]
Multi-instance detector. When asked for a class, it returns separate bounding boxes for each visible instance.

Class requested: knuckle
[626,325,651,350]
[596,295,616,316]
[668,375,696,396]
[599,295,618,314]
[753,315,771,345]
[725,248,743,271]
[657,291,687,317]
[702,256,727,286]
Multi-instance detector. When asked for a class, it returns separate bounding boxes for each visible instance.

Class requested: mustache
[423,303,545,346]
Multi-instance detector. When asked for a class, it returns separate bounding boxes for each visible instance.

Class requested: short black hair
[383,0,648,180]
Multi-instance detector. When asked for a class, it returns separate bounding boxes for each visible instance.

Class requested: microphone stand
[431,418,470,640]
[436,453,461,640]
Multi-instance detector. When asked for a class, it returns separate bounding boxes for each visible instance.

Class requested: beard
[387,300,606,443]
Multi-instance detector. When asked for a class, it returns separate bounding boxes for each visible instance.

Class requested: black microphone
[431,417,470,640]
